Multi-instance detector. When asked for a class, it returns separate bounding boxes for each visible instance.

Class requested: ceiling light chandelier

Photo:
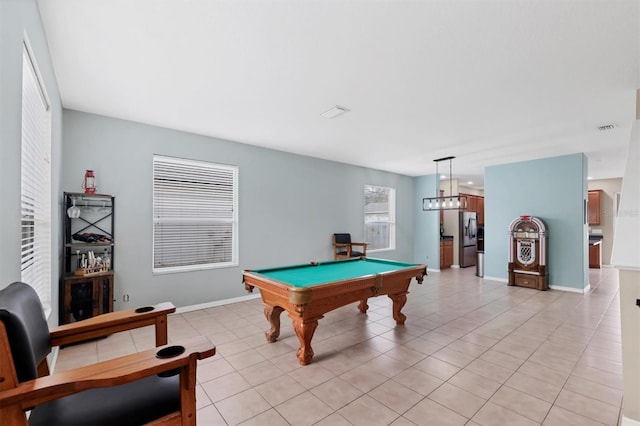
[422,156,468,211]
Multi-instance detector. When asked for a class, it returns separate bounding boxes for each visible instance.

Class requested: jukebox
[508,215,548,290]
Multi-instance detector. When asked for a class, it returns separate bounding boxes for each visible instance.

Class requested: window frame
[152,155,239,274]
[364,184,396,252]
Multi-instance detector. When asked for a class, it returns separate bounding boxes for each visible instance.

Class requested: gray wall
[1,0,63,323]
[484,153,589,291]
[413,175,440,269]
[62,110,415,309]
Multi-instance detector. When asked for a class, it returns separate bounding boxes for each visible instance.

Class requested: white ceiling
[37,0,639,188]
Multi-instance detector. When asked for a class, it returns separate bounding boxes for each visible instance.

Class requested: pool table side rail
[243,271,305,303]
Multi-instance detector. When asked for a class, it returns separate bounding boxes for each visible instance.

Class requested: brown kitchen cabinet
[466,195,477,213]
[440,239,453,269]
[588,190,602,225]
[589,241,602,269]
[460,193,484,223]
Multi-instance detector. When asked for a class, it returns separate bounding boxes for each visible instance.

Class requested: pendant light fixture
[422,156,467,211]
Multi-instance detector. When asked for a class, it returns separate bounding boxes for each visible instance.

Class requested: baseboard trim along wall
[483,276,508,283]
[622,415,640,426]
[482,277,589,294]
[549,284,590,294]
[49,346,60,373]
[176,292,261,314]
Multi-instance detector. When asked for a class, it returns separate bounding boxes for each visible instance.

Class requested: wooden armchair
[0,282,216,425]
[333,233,368,259]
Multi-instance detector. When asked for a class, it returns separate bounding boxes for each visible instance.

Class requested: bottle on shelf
[102,248,111,270]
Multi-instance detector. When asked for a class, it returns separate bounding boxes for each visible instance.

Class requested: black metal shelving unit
[60,192,115,325]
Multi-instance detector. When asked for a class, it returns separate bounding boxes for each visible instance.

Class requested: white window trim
[152,155,239,274]
[364,185,396,252]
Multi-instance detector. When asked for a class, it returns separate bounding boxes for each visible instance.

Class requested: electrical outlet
[123,294,130,302]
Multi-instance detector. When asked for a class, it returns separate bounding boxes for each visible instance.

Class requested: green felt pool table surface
[250,257,421,288]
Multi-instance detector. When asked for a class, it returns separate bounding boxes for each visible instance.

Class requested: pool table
[243,257,427,365]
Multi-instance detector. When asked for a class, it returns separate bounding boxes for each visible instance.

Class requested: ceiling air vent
[321,106,349,119]
[597,124,616,131]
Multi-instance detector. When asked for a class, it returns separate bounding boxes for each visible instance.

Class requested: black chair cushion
[28,373,180,426]
[335,249,364,257]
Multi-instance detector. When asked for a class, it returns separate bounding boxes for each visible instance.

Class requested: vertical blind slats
[21,44,52,315]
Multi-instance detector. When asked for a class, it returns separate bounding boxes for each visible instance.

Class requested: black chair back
[0,282,51,383]
[334,233,352,244]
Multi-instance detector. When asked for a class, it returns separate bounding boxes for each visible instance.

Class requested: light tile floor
[55,267,624,425]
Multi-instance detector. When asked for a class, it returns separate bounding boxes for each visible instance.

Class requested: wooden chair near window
[333,233,368,259]
[0,281,216,426]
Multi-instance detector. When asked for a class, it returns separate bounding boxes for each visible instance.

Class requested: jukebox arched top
[508,215,548,290]
[509,215,547,238]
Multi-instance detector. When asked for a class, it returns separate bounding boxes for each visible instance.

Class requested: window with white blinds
[21,42,52,316]
[153,155,238,273]
[364,185,396,251]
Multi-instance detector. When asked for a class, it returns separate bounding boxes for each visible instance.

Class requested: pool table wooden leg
[264,305,284,342]
[388,292,408,325]
[290,315,322,365]
[358,298,369,313]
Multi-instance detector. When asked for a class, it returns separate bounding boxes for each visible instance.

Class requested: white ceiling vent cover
[321,106,350,119]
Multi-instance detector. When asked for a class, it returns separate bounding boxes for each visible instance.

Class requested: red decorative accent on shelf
[83,170,97,194]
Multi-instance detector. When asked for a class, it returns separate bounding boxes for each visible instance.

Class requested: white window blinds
[21,42,52,315]
[153,155,238,273]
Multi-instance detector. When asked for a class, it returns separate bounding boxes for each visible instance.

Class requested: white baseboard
[175,293,261,314]
[483,276,508,283]
[622,416,640,426]
[549,284,590,294]
[480,277,589,294]
[49,346,60,373]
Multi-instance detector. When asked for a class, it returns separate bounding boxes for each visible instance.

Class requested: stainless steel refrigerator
[459,211,478,267]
